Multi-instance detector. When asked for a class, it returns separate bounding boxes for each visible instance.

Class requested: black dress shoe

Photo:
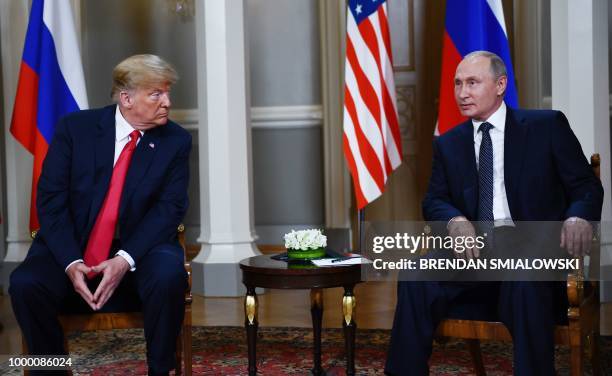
[147,369,169,376]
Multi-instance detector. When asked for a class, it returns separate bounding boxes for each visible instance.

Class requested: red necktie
[84,130,141,278]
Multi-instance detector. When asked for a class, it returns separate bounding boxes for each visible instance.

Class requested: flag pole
[344,0,401,254]
[357,208,365,253]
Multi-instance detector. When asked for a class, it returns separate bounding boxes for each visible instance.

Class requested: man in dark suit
[10,54,191,376]
[385,51,603,375]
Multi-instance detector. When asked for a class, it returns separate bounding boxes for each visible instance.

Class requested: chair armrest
[566,271,583,308]
[177,224,193,305]
[185,261,193,305]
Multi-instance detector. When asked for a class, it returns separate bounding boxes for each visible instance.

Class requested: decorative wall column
[513,0,546,109]
[318,0,351,230]
[0,0,33,291]
[550,0,611,300]
[192,0,259,296]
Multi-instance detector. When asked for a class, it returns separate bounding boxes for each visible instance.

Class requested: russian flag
[436,0,518,135]
[10,0,88,232]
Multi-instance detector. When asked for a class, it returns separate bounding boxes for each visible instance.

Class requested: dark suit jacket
[31,105,191,269]
[423,108,603,222]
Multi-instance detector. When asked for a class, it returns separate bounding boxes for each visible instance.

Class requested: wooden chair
[22,224,193,376]
[434,154,602,376]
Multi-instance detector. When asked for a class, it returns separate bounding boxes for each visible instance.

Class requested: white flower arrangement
[284,229,327,251]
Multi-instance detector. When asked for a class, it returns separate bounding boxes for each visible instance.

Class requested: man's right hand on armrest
[447,216,480,260]
[66,262,96,310]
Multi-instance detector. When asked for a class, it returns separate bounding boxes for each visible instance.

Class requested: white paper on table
[311,257,372,267]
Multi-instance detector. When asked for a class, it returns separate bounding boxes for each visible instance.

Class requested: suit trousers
[384,280,560,376]
[9,242,187,375]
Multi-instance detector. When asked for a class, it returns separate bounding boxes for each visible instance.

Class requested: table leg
[342,284,357,376]
[244,286,258,376]
[310,288,324,375]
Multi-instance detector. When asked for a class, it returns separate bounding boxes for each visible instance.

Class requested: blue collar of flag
[349,0,387,24]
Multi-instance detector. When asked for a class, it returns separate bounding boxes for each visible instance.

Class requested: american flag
[343,0,402,210]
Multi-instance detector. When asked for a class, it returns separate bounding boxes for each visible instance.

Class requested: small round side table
[239,255,362,376]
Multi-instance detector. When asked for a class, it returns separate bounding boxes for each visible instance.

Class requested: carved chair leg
[176,329,183,375]
[22,336,29,376]
[588,332,601,376]
[466,339,486,376]
[183,312,192,376]
[569,341,583,376]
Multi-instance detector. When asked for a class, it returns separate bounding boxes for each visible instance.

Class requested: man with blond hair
[10,54,191,376]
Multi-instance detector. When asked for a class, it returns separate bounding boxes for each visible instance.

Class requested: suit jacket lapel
[457,122,479,220]
[457,120,478,219]
[504,108,528,220]
[119,127,159,218]
[87,106,116,230]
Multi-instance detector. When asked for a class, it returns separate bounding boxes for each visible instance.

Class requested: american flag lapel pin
[149,142,155,149]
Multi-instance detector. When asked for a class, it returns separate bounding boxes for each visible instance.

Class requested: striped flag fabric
[343,0,402,210]
[436,0,518,135]
[10,0,88,231]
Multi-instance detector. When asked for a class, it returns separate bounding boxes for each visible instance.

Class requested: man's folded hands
[66,256,131,311]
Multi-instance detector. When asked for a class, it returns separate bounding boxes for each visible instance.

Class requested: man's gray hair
[463,50,507,80]
[111,54,178,102]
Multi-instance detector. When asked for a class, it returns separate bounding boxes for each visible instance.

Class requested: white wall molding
[171,94,612,132]
[170,109,199,130]
[251,105,322,129]
[172,105,323,131]
[542,95,612,114]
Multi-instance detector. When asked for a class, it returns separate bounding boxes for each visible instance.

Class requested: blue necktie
[478,122,494,221]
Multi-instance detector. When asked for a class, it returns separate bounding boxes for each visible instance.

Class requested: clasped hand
[66,256,131,311]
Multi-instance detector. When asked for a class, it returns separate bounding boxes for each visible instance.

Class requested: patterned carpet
[2,326,610,375]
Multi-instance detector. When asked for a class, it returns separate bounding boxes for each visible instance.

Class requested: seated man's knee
[9,266,43,302]
[398,281,439,298]
[149,260,187,294]
[506,281,551,296]
[137,245,187,297]
[500,281,554,315]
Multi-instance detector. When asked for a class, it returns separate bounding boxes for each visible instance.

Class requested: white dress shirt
[472,102,513,225]
[65,108,142,273]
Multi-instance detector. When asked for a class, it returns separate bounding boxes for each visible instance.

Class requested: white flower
[284,229,327,250]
